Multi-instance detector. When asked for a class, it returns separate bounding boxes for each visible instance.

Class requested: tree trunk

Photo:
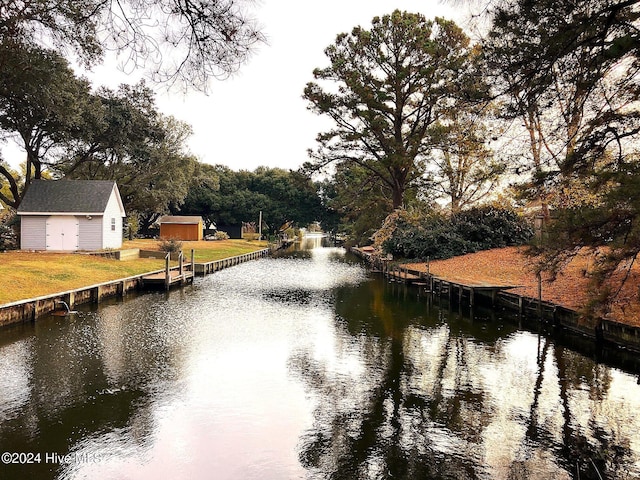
[391,186,404,210]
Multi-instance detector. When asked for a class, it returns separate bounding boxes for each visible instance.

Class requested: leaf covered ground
[405,246,640,327]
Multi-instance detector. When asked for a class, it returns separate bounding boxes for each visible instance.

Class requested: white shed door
[46,216,79,251]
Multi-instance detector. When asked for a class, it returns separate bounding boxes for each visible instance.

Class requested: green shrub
[383,206,534,260]
[214,231,230,240]
[159,238,183,253]
[0,212,18,250]
[0,224,17,250]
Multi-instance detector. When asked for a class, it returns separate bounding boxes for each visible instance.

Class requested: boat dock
[424,276,521,307]
[384,264,519,307]
[141,250,195,290]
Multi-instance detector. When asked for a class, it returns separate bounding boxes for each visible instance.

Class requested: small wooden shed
[158,215,203,241]
[17,179,126,251]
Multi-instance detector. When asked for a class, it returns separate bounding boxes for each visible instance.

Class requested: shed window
[111,218,116,231]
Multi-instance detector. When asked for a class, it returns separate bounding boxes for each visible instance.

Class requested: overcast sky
[5,1,475,173]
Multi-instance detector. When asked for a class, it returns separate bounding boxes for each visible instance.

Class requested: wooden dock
[383,264,521,307]
[427,276,521,307]
[141,248,270,289]
[141,268,194,289]
[141,250,195,290]
[385,268,423,285]
[194,249,269,275]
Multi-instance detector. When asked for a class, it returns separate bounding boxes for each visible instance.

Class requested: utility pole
[259,211,262,241]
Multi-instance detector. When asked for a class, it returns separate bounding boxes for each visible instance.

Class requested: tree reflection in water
[290,279,639,480]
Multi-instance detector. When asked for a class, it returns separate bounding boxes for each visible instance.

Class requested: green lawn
[0,239,269,305]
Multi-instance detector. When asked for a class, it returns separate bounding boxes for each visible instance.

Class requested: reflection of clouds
[603,371,640,466]
[410,329,640,478]
[28,317,105,414]
[95,305,128,385]
[478,333,567,478]
[403,328,584,478]
[214,252,366,300]
[0,339,33,422]
[92,295,201,391]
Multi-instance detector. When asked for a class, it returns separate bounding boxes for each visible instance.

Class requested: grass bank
[122,239,268,263]
[0,239,268,305]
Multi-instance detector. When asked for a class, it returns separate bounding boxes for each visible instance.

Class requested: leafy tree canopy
[58,85,198,231]
[485,0,640,178]
[0,0,265,91]
[304,10,488,212]
[318,162,401,245]
[0,42,93,207]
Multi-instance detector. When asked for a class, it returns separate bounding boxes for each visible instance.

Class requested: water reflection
[0,246,638,479]
[292,279,640,480]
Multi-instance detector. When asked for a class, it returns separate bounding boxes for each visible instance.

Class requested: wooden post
[518,296,524,315]
[165,253,170,291]
[537,272,542,318]
[64,292,75,309]
[470,287,475,307]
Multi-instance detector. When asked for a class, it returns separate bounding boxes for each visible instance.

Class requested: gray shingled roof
[18,180,118,214]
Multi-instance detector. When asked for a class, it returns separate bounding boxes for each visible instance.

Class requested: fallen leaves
[405,246,640,326]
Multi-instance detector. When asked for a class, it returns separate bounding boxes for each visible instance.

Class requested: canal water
[1,242,640,480]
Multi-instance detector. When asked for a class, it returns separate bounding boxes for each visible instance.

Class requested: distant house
[158,215,203,241]
[17,180,126,251]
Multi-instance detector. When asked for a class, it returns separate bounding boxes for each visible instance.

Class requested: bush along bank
[382,206,534,261]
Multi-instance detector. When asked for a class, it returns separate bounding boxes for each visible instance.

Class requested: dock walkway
[141,250,195,290]
[141,268,194,289]
[426,275,521,307]
[385,264,519,306]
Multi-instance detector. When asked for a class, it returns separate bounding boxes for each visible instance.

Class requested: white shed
[17,180,126,251]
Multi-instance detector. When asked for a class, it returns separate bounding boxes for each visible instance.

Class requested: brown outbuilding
[158,215,203,241]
